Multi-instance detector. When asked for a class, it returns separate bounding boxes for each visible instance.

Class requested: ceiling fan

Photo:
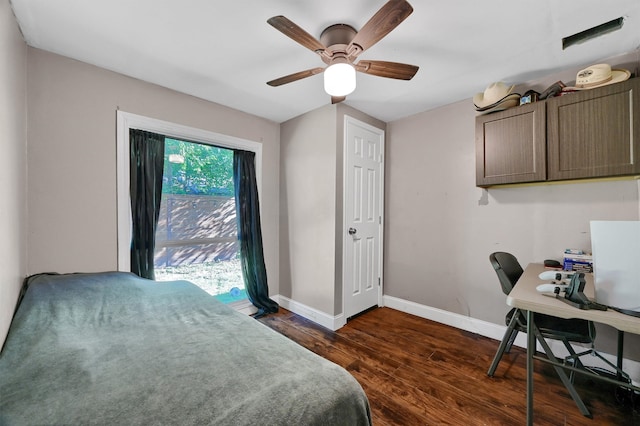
[266,0,419,104]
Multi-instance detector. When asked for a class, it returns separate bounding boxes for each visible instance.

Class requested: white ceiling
[10,0,640,123]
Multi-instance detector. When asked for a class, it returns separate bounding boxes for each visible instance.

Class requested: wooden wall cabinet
[547,78,640,181]
[475,77,640,187]
[475,102,546,186]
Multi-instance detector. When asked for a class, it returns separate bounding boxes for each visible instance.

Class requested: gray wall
[385,51,640,360]
[279,104,385,316]
[280,105,337,314]
[25,48,281,292]
[0,0,28,344]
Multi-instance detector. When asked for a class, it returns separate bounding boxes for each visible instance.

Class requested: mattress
[0,272,371,425]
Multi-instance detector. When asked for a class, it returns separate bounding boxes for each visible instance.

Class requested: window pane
[154,139,245,303]
[155,241,238,268]
[155,195,237,243]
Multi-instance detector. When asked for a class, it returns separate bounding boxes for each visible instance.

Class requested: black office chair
[487,251,595,377]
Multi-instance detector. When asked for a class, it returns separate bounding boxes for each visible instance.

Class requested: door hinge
[378,277,381,286]
[379,216,381,224]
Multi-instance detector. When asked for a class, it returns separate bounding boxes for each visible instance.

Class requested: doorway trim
[341,115,385,320]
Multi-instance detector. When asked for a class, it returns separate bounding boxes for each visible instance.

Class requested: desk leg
[526,310,534,426]
[533,327,592,417]
[617,330,624,382]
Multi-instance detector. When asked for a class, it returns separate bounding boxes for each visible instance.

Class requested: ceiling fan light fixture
[267,0,416,100]
[324,62,356,97]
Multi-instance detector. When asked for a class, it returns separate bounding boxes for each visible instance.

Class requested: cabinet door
[547,78,640,181]
[475,102,546,187]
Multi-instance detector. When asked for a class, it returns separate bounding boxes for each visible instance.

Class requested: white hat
[473,82,515,109]
[563,63,630,91]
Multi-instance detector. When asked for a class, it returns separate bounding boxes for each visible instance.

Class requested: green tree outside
[163,138,234,196]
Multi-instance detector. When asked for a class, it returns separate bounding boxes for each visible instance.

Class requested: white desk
[507,263,640,425]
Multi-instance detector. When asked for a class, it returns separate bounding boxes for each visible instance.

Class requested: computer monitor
[590,220,640,315]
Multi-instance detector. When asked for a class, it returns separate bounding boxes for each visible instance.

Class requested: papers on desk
[590,221,640,314]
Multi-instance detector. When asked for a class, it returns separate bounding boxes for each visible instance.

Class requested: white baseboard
[273,295,346,331]
[383,295,640,384]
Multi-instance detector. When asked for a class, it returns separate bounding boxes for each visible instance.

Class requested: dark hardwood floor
[258,307,639,425]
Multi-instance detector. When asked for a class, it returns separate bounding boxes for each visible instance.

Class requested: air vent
[562,17,624,50]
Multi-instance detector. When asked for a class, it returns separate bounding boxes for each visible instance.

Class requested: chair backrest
[489,252,524,296]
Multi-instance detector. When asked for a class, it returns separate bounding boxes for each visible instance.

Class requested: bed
[0,272,371,425]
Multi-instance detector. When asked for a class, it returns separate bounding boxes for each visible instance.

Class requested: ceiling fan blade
[347,0,413,56]
[355,60,418,80]
[268,15,326,54]
[331,96,346,104]
[267,67,325,87]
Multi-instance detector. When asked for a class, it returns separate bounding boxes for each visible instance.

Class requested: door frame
[342,115,385,320]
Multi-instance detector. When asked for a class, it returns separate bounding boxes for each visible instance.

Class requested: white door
[343,116,384,319]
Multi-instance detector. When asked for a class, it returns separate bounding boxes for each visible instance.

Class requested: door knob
[348,227,357,235]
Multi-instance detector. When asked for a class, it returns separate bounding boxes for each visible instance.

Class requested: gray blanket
[0,272,371,425]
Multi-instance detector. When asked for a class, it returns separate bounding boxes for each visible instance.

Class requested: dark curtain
[233,150,279,317]
[130,129,165,280]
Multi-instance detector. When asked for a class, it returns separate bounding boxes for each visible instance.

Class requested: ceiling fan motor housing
[320,24,357,50]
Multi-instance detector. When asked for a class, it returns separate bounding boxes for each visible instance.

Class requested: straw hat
[563,63,630,91]
[473,82,515,109]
